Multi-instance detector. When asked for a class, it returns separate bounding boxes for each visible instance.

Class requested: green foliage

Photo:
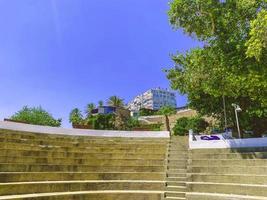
[139,108,158,116]
[246,10,267,61]
[70,104,138,131]
[87,114,115,130]
[157,106,176,116]
[172,117,188,136]
[98,100,104,107]
[167,0,267,135]
[189,116,209,133]
[107,96,124,107]
[157,106,176,132]
[85,103,95,117]
[124,117,140,130]
[11,106,61,127]
[141,123,162,131]
[173,116,208,136]
[69,108,83,125]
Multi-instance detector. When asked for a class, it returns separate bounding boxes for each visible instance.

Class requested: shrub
[125,117,140,130]
[139,108,158,116]
[188,116,209,133]
[173,116,208,136]
[11,106,61,127]
[172,117,189,136]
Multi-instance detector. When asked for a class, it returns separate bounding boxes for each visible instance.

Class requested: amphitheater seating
[187,147,267,200]
[2,126,267,200]
[0,129,168,200]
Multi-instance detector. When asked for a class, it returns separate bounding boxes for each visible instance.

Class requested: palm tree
[107,96,124,107]
[69,108,83,124]
[158,106,176,133]
[98,100,104,107]
[85,103,95,117]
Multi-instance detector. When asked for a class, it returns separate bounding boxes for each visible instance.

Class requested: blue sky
[0,0,201,127]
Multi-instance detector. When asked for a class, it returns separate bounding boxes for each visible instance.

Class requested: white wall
[0,121,170,138]
[189,131,267,149]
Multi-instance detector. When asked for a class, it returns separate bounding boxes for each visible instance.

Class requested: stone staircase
[187,147,267,200]
[163,136,188,200]
[0,129,169,200]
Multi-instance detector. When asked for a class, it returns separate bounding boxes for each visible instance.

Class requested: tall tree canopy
[107,96,124,108]
[167,0,267,135]
[11,106,61,127]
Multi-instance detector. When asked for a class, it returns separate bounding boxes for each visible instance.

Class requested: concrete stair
[0,129,169,199]
[187,147,267,200]
[163,136,188,200]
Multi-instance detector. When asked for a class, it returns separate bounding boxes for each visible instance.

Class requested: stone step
[186,192,267,200]
[189,152,267,159]
[0,156,165,166]
[187,182,267,196]
[164,191,186,198]
[0,180,165,196]
[166,177,187,182]
[0,134,168,142]
[1,149,166,159]
[0,172,165,182]
[168,153,188,159]
[189,166,267,175]
[190,147,267,154]
[0,130,168,144]
[0,163,165,172]
[0,143,167,153]
[188,173,267,184]
[0,190,163,200]
[0,137,168,148]
[190,159,267,166]
[169,145,188,149]
[164,197,186,200]
[166,181,186,187]
[168,145,187,149]
[167,173,187,178]
[167,169,187,174]
[168,159,188,162]
[167,159,188,166]
[167,163,187,169]
[167,165,187,170]
[166,186,186,192]
[168,150,187,154]
[168,155,187,159]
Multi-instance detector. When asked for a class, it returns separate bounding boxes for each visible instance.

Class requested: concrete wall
[0,121,170,138]
[189,131,267,149]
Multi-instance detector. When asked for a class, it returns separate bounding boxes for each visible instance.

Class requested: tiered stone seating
[0,129,168,200]
[187,147,267,200]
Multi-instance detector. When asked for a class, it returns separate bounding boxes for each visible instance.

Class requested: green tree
[88,114,115,130]
[172,117,189,136]
[98,100,104,107]
[157,106,176,132]
[69,108,83,125]
[246,10,267,61]
[11,106,61,127]
[125,117,140,130]
[167,0,267,135]
[107,96,124,107]
[85,103,95,117]
[173,116,208,136]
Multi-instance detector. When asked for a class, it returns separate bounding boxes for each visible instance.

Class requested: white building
[128,88,177,113]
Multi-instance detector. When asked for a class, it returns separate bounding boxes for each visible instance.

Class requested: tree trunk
[165,115,171,133]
